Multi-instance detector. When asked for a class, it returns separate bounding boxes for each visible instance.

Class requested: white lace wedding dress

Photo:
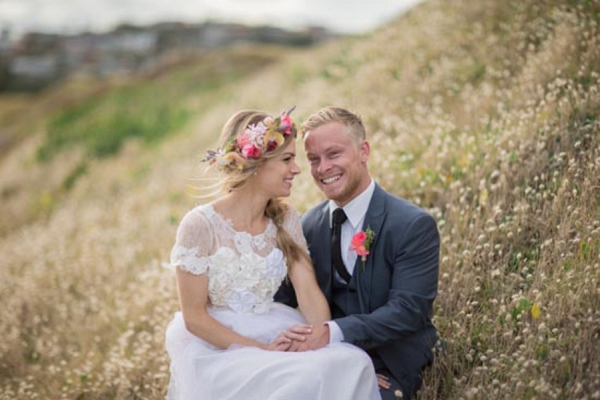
[165,204,381,400]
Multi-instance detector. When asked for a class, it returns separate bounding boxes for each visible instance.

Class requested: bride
[164,108,381,399]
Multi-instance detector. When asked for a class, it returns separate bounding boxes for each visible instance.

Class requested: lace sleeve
[282,206,309,254]
[168,208,215,275]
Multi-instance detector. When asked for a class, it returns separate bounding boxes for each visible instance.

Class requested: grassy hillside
[0,0,598,398]
[0,46,286,236]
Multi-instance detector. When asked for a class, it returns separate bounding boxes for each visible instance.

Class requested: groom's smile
[321,174,342,185]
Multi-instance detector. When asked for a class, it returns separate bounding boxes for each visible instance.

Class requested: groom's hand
[294,324,330,351]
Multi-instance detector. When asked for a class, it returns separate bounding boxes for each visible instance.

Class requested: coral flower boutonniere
[350,228,375,271]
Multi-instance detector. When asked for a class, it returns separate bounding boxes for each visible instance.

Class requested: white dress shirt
[326,179,375,344]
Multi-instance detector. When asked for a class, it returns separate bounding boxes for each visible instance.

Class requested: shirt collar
[328,179,375,228]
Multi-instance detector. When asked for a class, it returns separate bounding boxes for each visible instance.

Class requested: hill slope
[0,0,598,398]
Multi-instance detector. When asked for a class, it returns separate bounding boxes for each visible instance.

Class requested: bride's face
[253,140,301,198]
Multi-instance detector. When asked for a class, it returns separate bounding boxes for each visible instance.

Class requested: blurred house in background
[0,22,331,92]
[4,33,67,91]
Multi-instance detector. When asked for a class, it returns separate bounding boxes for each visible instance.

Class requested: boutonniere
[350,227,375,271]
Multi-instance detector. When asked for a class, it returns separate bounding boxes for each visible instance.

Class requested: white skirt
[165,303,381,400]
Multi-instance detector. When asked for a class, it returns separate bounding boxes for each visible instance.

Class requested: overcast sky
[0,0,421,40]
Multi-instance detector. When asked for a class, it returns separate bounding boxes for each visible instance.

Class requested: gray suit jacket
[275,184,439,396]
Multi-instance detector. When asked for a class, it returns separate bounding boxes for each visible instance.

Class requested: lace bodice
[168,204,308,314]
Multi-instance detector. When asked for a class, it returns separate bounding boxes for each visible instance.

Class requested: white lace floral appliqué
[169,204,306,314]
[167,204,296,315]
[171,246,287,314]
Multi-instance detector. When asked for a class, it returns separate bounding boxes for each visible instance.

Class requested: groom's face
[304,122,370,206]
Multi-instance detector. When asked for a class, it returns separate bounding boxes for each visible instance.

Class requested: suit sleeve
[335,213,439,349]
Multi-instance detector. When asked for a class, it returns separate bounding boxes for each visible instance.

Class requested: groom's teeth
[322,175,341,184]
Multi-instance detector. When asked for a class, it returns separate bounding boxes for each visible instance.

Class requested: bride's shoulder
[177,204,214,232]
[282,203,301,220]
[280,204,304,231]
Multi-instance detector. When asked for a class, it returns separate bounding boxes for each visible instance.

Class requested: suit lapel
[353,184,387,312]
[313,202,334,301]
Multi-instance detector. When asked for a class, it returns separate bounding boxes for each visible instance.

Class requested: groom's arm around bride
[275,107,440,400]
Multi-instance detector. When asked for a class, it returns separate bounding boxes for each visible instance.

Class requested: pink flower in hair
[279,114,293,135]
[236,134,251,148]
[241,144,261,159]
[266,139,278,151]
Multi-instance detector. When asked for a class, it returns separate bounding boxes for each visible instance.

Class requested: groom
[275,107,440,399]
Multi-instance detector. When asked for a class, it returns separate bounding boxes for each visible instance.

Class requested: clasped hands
[266,323,329,352]
[267,325,392,390]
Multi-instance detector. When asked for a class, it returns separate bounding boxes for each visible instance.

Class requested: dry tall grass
[0,0,598,398]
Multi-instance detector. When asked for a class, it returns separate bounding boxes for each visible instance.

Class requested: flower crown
[203,106,296,170]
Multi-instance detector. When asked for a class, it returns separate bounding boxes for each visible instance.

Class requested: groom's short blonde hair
[302,107,366,143]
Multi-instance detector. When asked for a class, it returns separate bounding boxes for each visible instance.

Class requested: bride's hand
[265,332,293,351]
[376,373,392,390]
[282,323,313,343]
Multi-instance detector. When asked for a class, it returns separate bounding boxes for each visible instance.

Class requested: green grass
[38,88,190,160]
[36,47,284,162]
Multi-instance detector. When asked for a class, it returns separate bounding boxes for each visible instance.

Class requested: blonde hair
[302,106,366,143]
[212,109,308,265]
[215,110,271,192]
